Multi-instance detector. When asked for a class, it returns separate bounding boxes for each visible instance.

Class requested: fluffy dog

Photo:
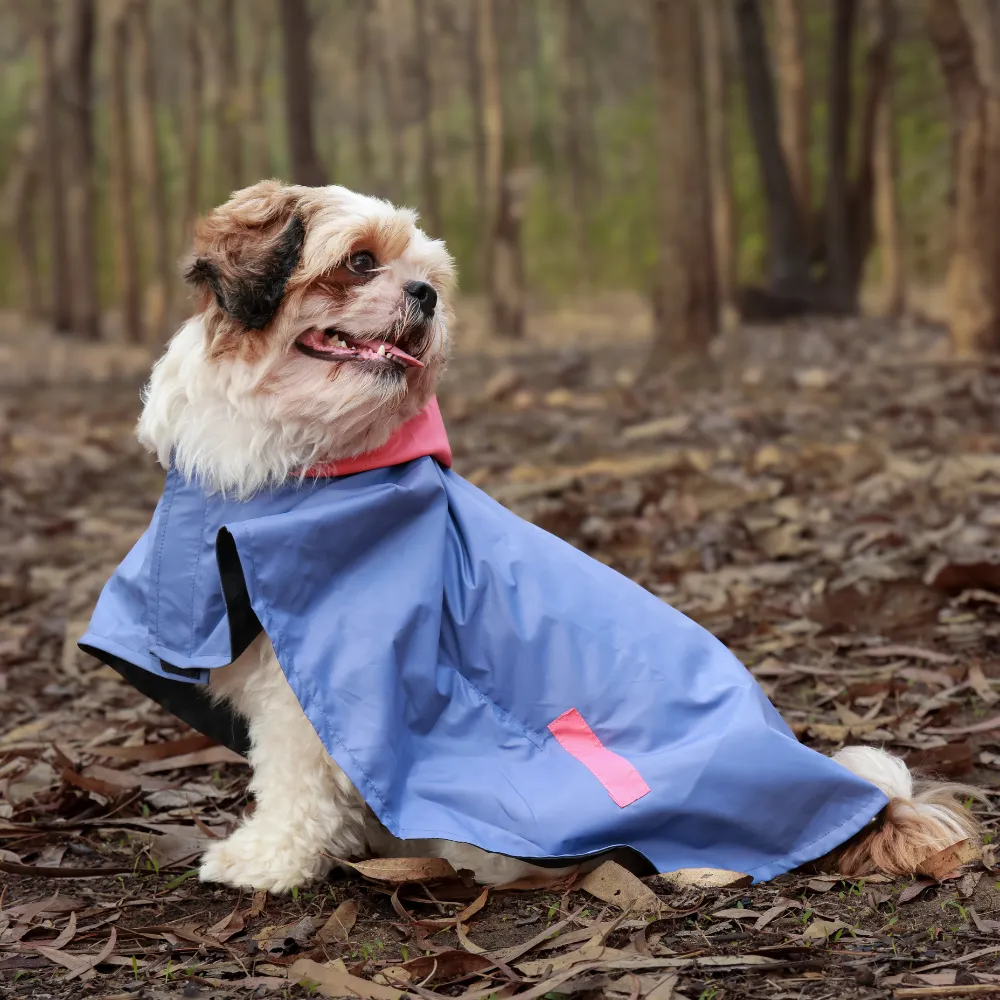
[128,181,977,893]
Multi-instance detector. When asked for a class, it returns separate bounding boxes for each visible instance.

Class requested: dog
[94,181,978,893]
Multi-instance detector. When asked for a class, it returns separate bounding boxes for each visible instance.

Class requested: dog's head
[138,181,455,495]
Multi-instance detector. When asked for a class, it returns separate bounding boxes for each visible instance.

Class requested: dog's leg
[199,636,369,893]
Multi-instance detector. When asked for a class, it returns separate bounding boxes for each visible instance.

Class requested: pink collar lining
[302,397,452,478]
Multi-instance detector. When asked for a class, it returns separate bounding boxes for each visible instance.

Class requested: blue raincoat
[81,456,886,881]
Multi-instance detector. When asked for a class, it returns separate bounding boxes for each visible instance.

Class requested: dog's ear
[184,181,306,330]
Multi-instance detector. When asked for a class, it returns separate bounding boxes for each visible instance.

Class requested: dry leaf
[916,839,980,881]
[968,663,999,705]
[338,856,458,883]
[289,958,406,999]
[660,868,751,889]
[580,861,662,915]
[317,900,357,945]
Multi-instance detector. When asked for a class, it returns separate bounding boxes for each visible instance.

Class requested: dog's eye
[348,251,377,274]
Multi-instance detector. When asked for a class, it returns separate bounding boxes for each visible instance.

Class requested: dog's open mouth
[295,328,424,369]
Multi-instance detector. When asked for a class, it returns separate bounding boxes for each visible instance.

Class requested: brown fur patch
[186,182,310,359]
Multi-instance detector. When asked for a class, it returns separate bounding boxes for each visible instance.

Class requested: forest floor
[4,301,1000,999]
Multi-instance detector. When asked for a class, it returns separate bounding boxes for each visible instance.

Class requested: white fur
[833,745,973,843]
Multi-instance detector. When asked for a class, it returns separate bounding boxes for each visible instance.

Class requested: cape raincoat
[80,399,887,881]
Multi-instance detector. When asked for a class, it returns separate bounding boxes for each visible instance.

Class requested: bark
[869,0,904,316]
[773,0,811,224]
[477,0,525,337]
[132,0,172,340]
[649,0,717,364]
[182,0,204,245]
[469,0,487,225]
[413,0,442,235]
[1,110,44,320]
[279,0,327,186]
[37,0,73,332]
[734,0,811,298]
[246,0,272,183]
[219,0,243,193]
[376,0,406,199]
[824,0,858,313]
[353,0,376,189]
[63,0,100,339]
[558,0,594,282]
[928,0,1000,353]
[109,1,143,344]
[700,0,739,333]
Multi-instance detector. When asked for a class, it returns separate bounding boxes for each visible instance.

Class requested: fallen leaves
[579,861,663,915]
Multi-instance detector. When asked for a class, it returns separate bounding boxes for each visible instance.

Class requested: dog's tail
[829,746,981,877]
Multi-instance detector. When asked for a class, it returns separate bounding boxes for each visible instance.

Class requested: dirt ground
[4,302,1000,999]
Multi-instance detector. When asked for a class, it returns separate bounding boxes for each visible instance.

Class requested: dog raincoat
[80,399,887,881]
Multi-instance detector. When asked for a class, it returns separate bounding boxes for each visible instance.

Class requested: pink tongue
[352,339,424,369]
[297,330,424,368]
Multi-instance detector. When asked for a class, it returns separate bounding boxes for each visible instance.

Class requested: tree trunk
[773,0,811,225]
[279,0,327,186]
[63,0,100,339]
[928,0,1000,353]
[413,0,442,235]
[219,0,243,193]
[700,0,739,333]
[246,0,272,183]
[649,0,717,364]
[37,0,73,332]
[869,0,903,316]
[182,0,204,245]
[469,1,487,227]
[376,0,406,199]
[824,0,858,313]
[734,0,811,299]
[1,110,44,320]
[477,0,525,337]
[353,0,377,191]
[132,0,172,340]
[109,1,143,344]
[557,0,594,282]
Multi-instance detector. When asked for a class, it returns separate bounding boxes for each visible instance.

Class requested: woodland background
[10,3,1000,999]
[2,0,999,357]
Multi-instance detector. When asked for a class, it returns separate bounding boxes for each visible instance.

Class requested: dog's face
[139,182,455,495]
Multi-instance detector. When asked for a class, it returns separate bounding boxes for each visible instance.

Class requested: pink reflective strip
[547,708,651,808]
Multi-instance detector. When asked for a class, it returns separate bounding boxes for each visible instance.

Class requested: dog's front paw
[199,825,330,894]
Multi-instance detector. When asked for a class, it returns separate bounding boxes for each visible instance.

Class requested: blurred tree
[825,0,857,313]
[64,0,99,339]
[279,0,327,186]
[734,0,812,306]
[182,0,204,246]
[1,103,43,320]
[649,0,717,364]
[219,0,243,194]
[928,0,1000,353]
[468,0,487,226]
[246,0,273,184]
[352,0,377,189]
[868,0,904,317]
[413,0,442,236]
[377,0,406,199]
[109,1,143,343]
[36,0,73,332]
[132,0,172,340]
[701,0,739,333]
[773,0,811,229]
[478,0,526,337]
[557,0,594,282]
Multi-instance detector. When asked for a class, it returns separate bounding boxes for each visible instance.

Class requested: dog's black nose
[404,280,437,317]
